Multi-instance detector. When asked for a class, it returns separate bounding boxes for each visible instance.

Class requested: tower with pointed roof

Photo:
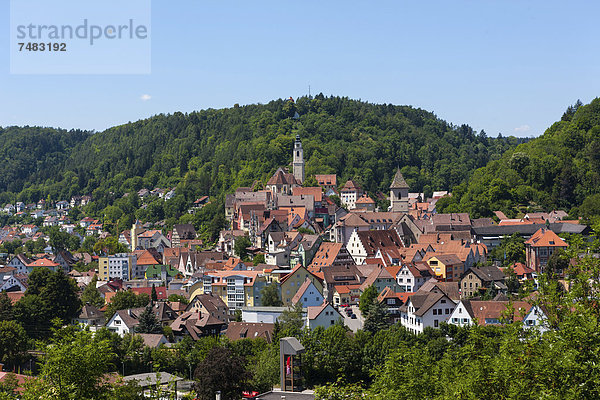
[293,135,305,184]
[390,169,409,213]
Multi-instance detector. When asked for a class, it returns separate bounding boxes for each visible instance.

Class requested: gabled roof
[170,311,226,340]
[356,194,375,204]
[309,242,348,268]
[315,174,337,185]
[78,304,104,320]
[339,212,370,227]
[136,333,168,348]
[186,293,227,315]
[356,229,404,257]
[418,280,460,301]
[225,322,275,343]
[267,167,298,186]
[525,228,568,248]
[307,302,339,320]
[27,258,60,268]
[507,262,536,278]
[131,286,169,301]
[360,266,394,290]
[291,278,320,305]
[425,253,462,265]
[402,291,448,317]
[136,250,161,266]
[390,169,409,189]
[467,266,506,283]
[341,180,361,191]
[292,187,323,203]
[459,300,532,325]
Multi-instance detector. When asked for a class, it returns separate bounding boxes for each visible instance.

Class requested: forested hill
[0,127,90,195]
[437,98,600,220]
[9,95,519,211]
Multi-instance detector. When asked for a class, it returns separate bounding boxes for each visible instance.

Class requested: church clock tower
[293,135,305,184]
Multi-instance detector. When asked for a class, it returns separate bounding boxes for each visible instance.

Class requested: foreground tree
[260,283,282,307]
[363,300,389,334]
[0,320,29,369]
[13,268,81,338]
[81,275,104,308]
[358,285,378,317]
[193,347,250,400]
[135,305,162,334]
[0,291,13,322]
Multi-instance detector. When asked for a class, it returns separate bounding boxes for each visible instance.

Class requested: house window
[441,300,446,304]
[434,319,439,327]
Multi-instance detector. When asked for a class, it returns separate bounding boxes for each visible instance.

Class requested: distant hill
[0,127,90,196]
[437,98,600,220]
[6,95,518,210]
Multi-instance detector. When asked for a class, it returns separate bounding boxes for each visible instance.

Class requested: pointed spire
[390,169,409,189]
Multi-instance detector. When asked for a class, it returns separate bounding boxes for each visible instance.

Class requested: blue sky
[1,1,599,137]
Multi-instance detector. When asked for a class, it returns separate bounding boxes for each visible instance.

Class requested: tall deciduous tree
[260,283,282,307]
[0,320,29,369]
[359,285,378,317]
[81,275,104,308]
[193,347,250,400]
[0,291,14,322]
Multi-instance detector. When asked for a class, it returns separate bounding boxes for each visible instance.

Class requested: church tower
[390,169,409,213]
[293,135,305,184]
[131,220,142,252]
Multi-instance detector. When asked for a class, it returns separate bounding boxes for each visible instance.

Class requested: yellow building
[425,254,464,282]
[189,270,267,311]
[98,253,135,281]
[280,264,324,305]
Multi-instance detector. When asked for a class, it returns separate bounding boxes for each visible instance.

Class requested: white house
[241,306,307,324]
[340,180,362,210]
[306,302,343,330]
[0,274,28,292]
[396,263,434,293]
[72,304,105,332]
[523,305,549,333]
[106,308,143,336]
[399,292,456,334]
[346,229,403,265]
[7,255,32,275]
[291,279,324,307]
[448,300,533,328]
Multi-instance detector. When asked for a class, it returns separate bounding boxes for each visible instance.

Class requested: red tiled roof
[525,228,568,247]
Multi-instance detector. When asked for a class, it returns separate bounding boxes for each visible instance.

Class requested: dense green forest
[3,95,520,219]
[437,98,600,220]
[0,127,90,195]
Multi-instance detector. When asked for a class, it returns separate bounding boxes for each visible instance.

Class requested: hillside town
[0,136,592,397]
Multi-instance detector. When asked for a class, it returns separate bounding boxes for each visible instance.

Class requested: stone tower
[390,169,409,213]
[292,135,305,184]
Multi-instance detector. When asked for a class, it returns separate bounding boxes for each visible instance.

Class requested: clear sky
[1,1,599,137]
